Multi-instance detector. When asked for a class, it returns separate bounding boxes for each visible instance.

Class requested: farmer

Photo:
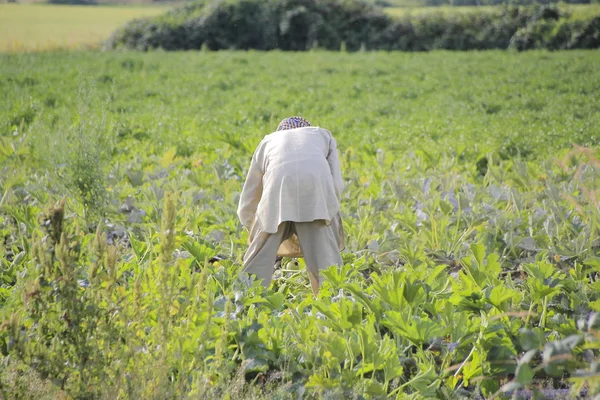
[237,116,345,295]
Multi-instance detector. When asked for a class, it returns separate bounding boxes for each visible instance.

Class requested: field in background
[385,3,600,17]
[0,3,167,52]
[2,2,599,52]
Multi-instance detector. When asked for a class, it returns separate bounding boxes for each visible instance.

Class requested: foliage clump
[104,0,600,51]
[1,50,600,398]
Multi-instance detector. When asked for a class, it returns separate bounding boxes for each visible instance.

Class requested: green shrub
[33,84,113,222]
[508,13,600,49]
[47,0,96,4]
[104,1,600,51]
[567,15,600,48]
[105,0,401,51]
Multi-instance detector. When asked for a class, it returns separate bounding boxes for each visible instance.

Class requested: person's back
[237,117,344,295]
[263,127,329,166]
[252,126,342,234]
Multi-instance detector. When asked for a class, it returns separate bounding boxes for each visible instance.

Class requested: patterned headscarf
[276,116,311,131]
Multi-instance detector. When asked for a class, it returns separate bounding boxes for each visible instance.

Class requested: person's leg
[243,222,292,288]
[294,219,343,295]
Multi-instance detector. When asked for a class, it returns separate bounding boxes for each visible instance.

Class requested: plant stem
[525,301,535,326]
[539,296,548,328]
[454,344,476,378]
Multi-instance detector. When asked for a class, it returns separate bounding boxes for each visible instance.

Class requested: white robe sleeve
[237,147,264,229]
[327,134,344,200]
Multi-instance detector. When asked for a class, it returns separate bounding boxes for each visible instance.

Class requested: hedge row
[104,0,600,51]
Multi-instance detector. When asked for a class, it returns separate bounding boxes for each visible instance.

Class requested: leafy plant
[0,50,598,398]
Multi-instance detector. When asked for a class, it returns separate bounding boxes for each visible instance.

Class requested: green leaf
[542,335,583,377]
[159,147,177,167]
[342,282,378,317]
[305,374,336,390]
[484,253,502,280]
[518,328,543,351]
[182,240,212,264]
[523,261,557,280]
[382,311,443,346]
[402,280,423,303]
[589,300,600,312]
[544,361,561,377]
[485,285,519,311]
[265,292,285,310]
[130,235,148,261]
[462,349,483,383]
[515,363,533,386]
[583,257,600,269]
[407,366,439,397]
[383,356,403,383]
[470,243,485,268]
[364,380,386,396]
[10,251,26,269]
[486,344,517,376]
[242,358,269,374]
[481,379,500,398]
[321,263,359,288]
[357,362,375,375]
[125,169,144,187]
[527,278,561,301]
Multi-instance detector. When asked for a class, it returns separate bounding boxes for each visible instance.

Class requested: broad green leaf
[265,292,285,310]
[583,257,600,269]
[470,243,485,268]
[588,299,600,312]
[364,380,386,396]
[515,363,533,386]
[485,285,519,311]
[486,344,517,376]
[357,362,375,375]
[518,328,543,351]
[481,379,501,398]
[407,366,440,397]
[543,335,583,377]
[242,358,269,374]
[159,147,177,167]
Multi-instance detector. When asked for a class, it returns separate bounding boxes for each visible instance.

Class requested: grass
[0,3,168,52]
[0,50,599,397]
[2,50,597,158]
[385,3,600,17]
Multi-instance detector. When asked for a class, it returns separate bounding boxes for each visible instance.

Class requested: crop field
[385,3,600,18]
[0,4,167,52]
[0,50,599,398]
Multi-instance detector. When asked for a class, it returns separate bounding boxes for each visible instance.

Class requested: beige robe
[237,126,345,257]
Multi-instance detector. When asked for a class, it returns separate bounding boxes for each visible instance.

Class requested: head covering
[276,116,311,131]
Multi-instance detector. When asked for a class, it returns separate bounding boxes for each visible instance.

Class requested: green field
[1,51,599,398]
[385,3,600,17]
[0,4,167,52]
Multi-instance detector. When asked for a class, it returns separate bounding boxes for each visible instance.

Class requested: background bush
[104,0,600,51]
